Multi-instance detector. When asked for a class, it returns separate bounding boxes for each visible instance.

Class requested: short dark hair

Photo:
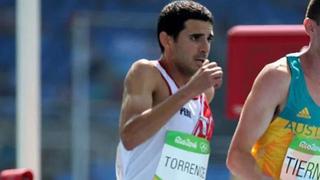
[306,0,320,25]
[157,0,213,53]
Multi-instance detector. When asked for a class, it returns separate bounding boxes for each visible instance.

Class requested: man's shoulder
[129,59,158,75]
[250,57,290,107]
[252,57,290,91]
[125,59,160,86]
[262,57,290,81]
[126,59,157,77]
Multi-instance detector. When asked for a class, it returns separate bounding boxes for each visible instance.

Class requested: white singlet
[115,60,214,180]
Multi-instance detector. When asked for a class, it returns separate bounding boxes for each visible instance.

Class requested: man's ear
[304,18,315,35]
[159,32,173,50]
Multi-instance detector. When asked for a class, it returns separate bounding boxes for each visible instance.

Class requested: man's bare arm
[227,60,290,179]
[120,60,222,150]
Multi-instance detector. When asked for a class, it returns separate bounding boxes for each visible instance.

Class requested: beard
[174,60,198,77]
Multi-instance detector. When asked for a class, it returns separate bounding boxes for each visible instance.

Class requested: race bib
[280,136,320,180]
[154,131,210,180]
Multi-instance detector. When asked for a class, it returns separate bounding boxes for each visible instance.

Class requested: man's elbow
[226,147,241,175]
[120,129,137,151]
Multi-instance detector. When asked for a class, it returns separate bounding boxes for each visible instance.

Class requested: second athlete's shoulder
[259,57,290,83]
[251,57,291,98]
[249,57,291,107]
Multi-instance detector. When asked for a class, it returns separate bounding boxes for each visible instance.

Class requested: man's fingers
[204,66,222,74]
[203,61,218,69]
[202,59,210,66]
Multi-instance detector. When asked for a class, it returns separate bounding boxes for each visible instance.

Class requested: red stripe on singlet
[158,72,172,95]
[158,61,180,90]
[158,61,174,95]
[203,97,214,140]
[192,95,214,141]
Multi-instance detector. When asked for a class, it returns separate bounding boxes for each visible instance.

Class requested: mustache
[194,55,208,61]
[195,53,208,59]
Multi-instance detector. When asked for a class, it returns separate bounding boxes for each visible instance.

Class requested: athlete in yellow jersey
[251,53,320,179]
[227,0,320,179]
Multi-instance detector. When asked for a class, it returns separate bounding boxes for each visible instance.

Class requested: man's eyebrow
[189,33,214,38]
[189,33,205,37]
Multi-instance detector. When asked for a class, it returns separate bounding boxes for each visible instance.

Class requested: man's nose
[199,40,210,53]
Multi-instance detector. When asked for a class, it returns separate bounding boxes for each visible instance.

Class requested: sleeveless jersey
[251,53,320,179]
[116,60,214,180]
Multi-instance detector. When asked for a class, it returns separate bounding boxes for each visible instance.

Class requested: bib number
[154,131,210,180]
[280,136,320,180]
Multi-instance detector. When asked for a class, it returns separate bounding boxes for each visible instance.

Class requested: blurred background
[0,0,308,179]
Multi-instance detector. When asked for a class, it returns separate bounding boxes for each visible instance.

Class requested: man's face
[171,19,214,76]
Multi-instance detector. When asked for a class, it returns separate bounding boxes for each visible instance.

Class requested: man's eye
[190,35,200,41]
[207,34,214,42]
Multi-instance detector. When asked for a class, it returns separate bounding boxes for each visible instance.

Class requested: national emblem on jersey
[192,97,214,141]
